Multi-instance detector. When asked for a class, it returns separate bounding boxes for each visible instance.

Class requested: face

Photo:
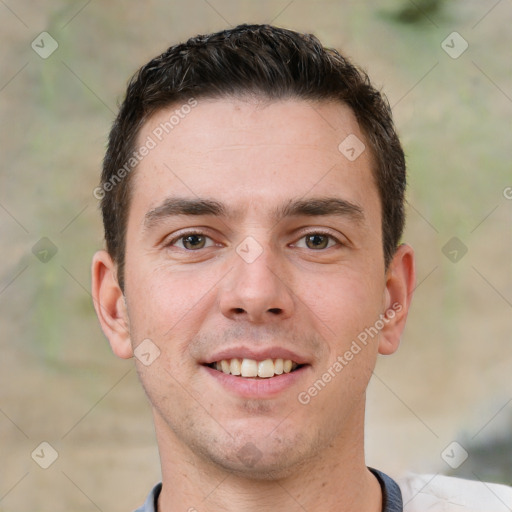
[93,97,414,479]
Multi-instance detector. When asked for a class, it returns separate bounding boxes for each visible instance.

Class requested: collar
[136,468,403,512]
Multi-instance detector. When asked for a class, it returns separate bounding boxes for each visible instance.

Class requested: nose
[218,241,295,323]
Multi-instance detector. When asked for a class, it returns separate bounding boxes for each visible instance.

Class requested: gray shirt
[133,468,403,512]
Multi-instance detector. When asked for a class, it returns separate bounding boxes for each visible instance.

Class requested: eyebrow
[277,197,364,224]
[144,198,226,231]
[143,196,365,230]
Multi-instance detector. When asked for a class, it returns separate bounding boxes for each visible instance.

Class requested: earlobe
[378,244,416,356]
[91,250,133,359]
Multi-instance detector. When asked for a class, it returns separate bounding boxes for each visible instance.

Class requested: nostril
[233,308,245,314]
[268,308,282,315]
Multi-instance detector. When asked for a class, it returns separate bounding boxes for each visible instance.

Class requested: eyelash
[293,230,342,249]
[165,229,342,250]
[166,230,218,250]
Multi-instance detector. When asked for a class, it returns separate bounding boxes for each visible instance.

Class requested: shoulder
[397,473,512,511]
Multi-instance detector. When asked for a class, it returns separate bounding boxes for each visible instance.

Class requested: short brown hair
[100,24,406,291]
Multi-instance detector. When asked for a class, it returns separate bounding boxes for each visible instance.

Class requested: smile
[206,358,301,378]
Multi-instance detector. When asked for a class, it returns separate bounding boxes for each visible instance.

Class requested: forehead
[129,97,379,225]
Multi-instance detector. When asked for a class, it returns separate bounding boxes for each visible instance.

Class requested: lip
[202,346,310,365]
[202,364,311,399]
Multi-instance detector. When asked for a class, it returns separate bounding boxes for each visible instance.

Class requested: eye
[170,233,216,250]
[295,232,339,250]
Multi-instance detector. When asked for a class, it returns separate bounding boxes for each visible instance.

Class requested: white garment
[398,473,512,511]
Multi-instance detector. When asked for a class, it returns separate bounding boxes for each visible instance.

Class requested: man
[91,24,512,511]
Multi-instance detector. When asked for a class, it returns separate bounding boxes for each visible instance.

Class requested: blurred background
[0,0,511,510]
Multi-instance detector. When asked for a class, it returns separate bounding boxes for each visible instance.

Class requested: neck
[154,405,382,512]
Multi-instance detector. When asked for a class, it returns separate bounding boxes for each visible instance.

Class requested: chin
[212,451,305,481]
[202,432,316,481]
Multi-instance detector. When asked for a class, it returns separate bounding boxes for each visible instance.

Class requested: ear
[378,243,416,356]
[91,250,133,359]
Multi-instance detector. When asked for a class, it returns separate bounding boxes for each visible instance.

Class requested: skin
[92,97,415,512]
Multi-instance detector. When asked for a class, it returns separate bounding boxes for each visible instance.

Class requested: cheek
[296,266,384,346]
[125,261,218,352]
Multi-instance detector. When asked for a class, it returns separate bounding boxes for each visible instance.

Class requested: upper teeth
[213,358,297,378]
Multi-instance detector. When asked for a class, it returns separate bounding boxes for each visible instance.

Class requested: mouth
[205,358,305,379]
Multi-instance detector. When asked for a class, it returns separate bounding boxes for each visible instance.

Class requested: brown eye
[182,234,206,250]
[305,234,330,250]
[170,233,215,250]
